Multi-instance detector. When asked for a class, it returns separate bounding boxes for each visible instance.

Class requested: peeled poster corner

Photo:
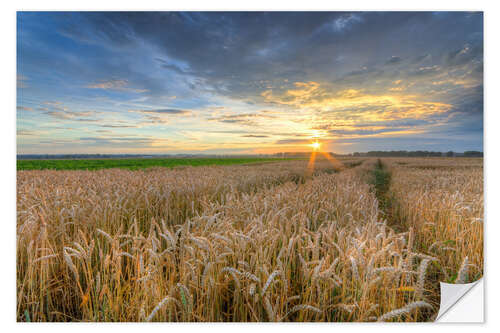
[16,11,484,323]
[435,278,484,323]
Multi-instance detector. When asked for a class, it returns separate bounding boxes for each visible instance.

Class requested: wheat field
[16,157,483,322]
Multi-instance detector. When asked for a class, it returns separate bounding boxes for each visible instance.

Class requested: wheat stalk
[378,301,433,322]
[456,256,469,284]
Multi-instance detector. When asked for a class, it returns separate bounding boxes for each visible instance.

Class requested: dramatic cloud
[17,11,483,154]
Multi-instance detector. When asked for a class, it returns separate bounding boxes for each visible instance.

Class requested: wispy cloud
[17,75,28,88]
[44,107,101,122]
[17,106,33,111]
[100,124,138,128]
[275,138,314,145]
[386,56,402,65]
[241,134,269,138]
[207,112,277,126]
[17,129,38,136]
[131,108,192,115]
[328,13,363,32]
[86,79,148,93]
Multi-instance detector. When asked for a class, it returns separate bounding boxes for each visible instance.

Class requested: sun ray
[320,151,345,171]
[307,150,317,175]
[306,140,345,174]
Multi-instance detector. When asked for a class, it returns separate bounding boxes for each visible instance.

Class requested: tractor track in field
[370,159,407,232]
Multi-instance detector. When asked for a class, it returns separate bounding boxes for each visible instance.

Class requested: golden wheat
[16,157,482,322]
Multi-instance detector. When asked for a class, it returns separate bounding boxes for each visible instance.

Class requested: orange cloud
[261,81,451,121]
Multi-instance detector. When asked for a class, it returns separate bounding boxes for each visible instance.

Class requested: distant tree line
[463,151,484,157]
[17,153,278,160]
[351,150,483,157]
[17,150,484,160]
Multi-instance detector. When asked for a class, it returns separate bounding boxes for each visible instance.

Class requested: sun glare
[310,141,321,150]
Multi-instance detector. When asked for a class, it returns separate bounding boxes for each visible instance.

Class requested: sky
[17,12,483,154]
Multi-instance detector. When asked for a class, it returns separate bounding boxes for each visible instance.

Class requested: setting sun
[14,11,484,324]
[310,141,321,150]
